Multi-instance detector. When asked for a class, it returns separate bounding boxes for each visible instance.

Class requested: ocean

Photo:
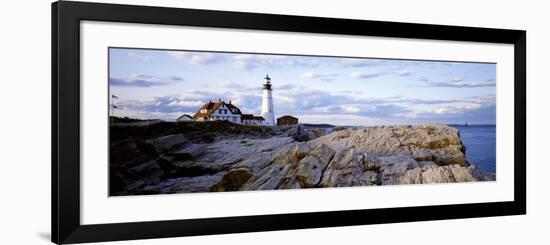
[451,125,496,174]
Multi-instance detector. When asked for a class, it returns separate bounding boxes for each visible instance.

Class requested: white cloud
[433,103,482,115]
[166,51,186,59]
[110,74,184,87]
[232,54,288,70]
[351,71,386,79]
[394,112,418,119]
[166,51,224,65]
[114,87,495,125]
[340,58,387,67]
[128,52,153,62]
[167,100,204,107]
[351,69,414,80]
[300,71,338,81]
[394,69,412,76]
[188,53,220,65]
[341,105,361,113]
[424,77,496,87]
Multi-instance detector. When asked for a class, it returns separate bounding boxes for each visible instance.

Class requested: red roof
[277,115,298,120]
[193,101,242,119]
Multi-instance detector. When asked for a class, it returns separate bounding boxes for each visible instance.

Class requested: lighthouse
[261,74,276,125]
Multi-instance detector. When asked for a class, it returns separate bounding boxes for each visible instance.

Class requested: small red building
[277,115,299,125]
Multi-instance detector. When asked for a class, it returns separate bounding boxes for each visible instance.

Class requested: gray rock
[232,152,277,174]
[399,168,423,185]
[144,134,188,153]
[421,165,456,183]
[319,149,369,187]
[211,168,254,192]
[294,144,335,187]
[167,143,208,160]
[241,164,293,191]
[449,164,477,182]
[308,124,469,167]
[121,124,487,194]
[156,172,226,193]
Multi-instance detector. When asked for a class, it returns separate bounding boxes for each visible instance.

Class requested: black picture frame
[52,1,526,244]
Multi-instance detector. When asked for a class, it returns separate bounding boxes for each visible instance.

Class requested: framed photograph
[52,1,526,244]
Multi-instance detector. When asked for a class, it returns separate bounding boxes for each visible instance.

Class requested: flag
[112,94,119,99]
[112,105,118,109]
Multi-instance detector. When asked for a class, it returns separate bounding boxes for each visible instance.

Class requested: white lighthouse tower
[261,74,276,125]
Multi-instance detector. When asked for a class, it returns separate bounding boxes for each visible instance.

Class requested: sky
[109,47,496,126]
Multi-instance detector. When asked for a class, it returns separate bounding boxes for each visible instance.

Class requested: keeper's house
[193,99,242,123]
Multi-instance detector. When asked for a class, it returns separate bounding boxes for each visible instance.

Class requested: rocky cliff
[109,122,493,196]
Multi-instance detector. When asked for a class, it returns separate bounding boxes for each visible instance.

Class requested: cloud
[232,54,289,70]
[166,51,224,65]
[377,95,495,107]
[113,84,495,125]
[273,88,496,124]
[224,82,247,90]
[351,69,413,80]
[393,94,496,124]
[116,94,217,119]
[388,97,461,105]
[165,51,186,59]
[433,103,482,115]
[351,72,387,79]
[417,77,430,82]
[300,71,339,81]
[231,54,322,70]
[188,53,221,65]
[394,69,412,76]
[222,82,264,94]
[114,90,264,121]
[165,51,323,70]
[424,77,496,87]
[292,58,322,68]
[340,58,387,67]
[128,52,153,62]
[110,74,184,87]
[277,84,297,91]
[273,89,415,119]
[413,104,496,124]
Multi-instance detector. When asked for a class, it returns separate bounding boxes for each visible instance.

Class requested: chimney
[229,100,232,104]
[218,98,221,103]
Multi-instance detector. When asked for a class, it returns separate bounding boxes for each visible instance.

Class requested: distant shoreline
[448,124,496,126]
